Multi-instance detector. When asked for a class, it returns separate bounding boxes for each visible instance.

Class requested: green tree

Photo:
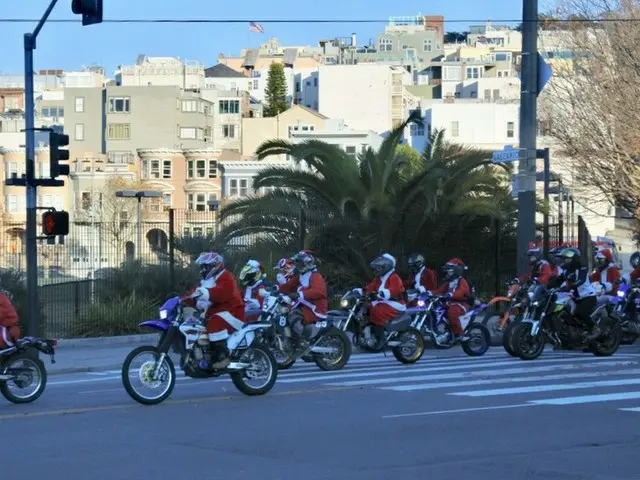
[263,63,288,117]
[216,114,517,293]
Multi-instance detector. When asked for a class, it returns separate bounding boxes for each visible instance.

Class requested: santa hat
[446,258,468,270]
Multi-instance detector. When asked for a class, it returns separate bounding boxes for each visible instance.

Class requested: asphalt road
[2,346,640,479]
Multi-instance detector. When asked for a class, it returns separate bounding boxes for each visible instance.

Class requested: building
[115,55,205,89]
[290,118,383,156]
[467,22,522,49]
[317,64,410,133]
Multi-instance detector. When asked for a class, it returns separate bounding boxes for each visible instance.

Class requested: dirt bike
[259,291,351,371]
[482,280,530,347]
[609,278,640,345]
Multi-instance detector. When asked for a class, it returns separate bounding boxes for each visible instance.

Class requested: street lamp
[115,190,162,260]
[208,199,220,237]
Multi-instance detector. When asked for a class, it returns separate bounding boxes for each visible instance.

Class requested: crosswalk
[271,348,640,413]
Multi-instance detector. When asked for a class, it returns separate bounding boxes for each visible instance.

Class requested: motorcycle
[259,292,352,371]
[121,295,278,405]
[0,336,56,404]
[512,285,622,360]
[327,289,426,364]
[483,280,529,347]
[409,291,491,356]
[609,278,640,345]
[501,281,535,357]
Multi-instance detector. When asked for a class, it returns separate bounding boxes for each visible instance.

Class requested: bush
[0,268,46,336]
[70,293,157,337]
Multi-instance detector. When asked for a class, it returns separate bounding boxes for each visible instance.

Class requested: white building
[440,76,520,101]
[317,64,411,134]
[293,68,319,111]
[115,55,205,89]
[290,118,383,156]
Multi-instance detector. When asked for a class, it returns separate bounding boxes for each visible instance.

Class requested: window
[5,195,23,213]
[187,159,217,179]
[162,193,172,208]
[442,66,461,81]
[484,89,491,101]
[493,89,500,100]
[74,123,84,141]
[180,127,196,139]
[295,81,300,93]
[222,125,236,138]
[313,77,318,87]
[141,159,172,179]
[39,161,50,178]
[465,67,482,79]
[229,179,248,197]
[182,100,198,112]
[5,162,18,180]
[288,124,315,132]
[450,121,459,137]
[80,192,101,210]
[108,97,130,113]
[108,151,133,164]
[75,97,84,113]
[379,38,393,52]
[187,193,217,211]
[219,100,240,114]
[108,123,131,140]
[494,52,512,62]
[248,79,258,90]
[405,49,416,61]
[423,40,432,52]
[410,124,425,136]
[345,146,357,157]
[507,122,515,138]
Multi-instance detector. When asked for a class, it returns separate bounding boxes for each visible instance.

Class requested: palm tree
[217,116,517,293]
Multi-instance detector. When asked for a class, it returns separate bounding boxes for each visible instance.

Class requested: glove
[276,273,286,285]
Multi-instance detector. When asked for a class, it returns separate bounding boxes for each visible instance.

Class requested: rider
[238,259,269,311]
[431,258,470,342]
[548,246,564,277]
[181,252,245,370]
[0,290,19,349]
[515,248,552,286]
[276,251,328,351]
[557,247,599,340]
[274,257,295,285]
[590,248,620,296]
[365,253,406,349]
[404,253,437,300]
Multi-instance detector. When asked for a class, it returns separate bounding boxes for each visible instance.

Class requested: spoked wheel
[312,329,352,371]
[121,346,176,406]
[590,317,622,357]
[230,345,278,396]
[392,327,425,364]
[270,337,296,370]
[502,319,520,357]
[0,353,47,404]
[513,323,545,360]
[482,313,507,346]
[461,324,491,357]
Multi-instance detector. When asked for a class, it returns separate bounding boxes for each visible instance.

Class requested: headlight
[159,309,168,319]
[340,299,349,308]
[617,291,625,297]
[417,300,425,307]
[531,301,540,307]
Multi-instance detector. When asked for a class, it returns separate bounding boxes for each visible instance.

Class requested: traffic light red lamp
[41,210,69,237]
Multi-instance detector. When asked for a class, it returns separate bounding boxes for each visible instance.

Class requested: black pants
[573,296,598,328]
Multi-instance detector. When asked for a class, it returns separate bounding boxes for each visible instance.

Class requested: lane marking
[382,403,536,419]
[529,391,640,405]
[450,378,640,397]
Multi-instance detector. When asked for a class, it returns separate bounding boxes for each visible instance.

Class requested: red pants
[206,311,245,336]
[296,306,321,325]
[369,303,401,326]
[447,303,467,336]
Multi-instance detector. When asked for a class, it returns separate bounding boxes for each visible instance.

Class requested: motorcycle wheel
[620,332,638,345]
[590,316,622,357]
[230,345,278,396]
[461,324,491,357]
[502,319,520,357]
[513,323,545,360]
[313,329,352,371]
[0,353,48,404]
[392,327,425,364]
[121,346,176,406]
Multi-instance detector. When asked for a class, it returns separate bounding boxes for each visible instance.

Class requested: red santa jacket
[278,271,328,318]
[404,266,437,293]
[242,279,268,310]
[433,277,471,308]
[366,271,406,312]
[182,269,245,321]
[590,265,620,295]
[0,292,20,347]
[519,260,552,285]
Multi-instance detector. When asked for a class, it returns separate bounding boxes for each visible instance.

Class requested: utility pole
[516,0,539,273]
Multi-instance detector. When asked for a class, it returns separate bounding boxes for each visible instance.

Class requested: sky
[1,0,521,75]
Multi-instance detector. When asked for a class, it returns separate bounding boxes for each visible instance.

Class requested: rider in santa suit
[431,258,471,343]
[238,259,269,321]
[404,253,437,305]
[589,248,620,296]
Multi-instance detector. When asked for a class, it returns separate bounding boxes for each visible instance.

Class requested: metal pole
[542,148,550,257]
[557,185,564,245]
[137,197,142,261]
[516,0,539,273]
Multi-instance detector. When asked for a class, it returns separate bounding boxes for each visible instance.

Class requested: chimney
[351,33,357,48]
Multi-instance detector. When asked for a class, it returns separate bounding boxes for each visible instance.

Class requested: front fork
[153,327,178,379]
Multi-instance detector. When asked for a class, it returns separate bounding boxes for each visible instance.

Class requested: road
[2,346,640,479]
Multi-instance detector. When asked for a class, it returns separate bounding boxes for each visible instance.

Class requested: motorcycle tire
[121,345,176,406]
[0,353,48,404]
[482,313,504,346]
[590,317,622,357]
[230,345,278,396]
[513,323,545,360]
[461,324,491,357]
[313,328,352,371]
[620,332,638,345]
[502,319,520,357]
[392,327,425,364]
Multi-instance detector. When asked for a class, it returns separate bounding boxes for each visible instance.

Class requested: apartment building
[289,118,383,156]
[467,22,522,49]
[115,55,205,89]
[318,64,410,133]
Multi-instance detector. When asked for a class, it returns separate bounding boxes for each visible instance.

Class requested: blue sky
[1,0,521,75]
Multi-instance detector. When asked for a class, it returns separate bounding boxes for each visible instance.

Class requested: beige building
[115,55,205,89]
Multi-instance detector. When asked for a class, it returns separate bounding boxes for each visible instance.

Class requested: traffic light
[41,210,69,237]
[49,131,70,178]
[71,0,103,26]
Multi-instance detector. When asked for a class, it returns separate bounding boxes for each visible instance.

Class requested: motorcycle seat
[385,313,412,331]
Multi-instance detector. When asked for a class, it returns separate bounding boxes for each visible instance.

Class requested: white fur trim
[245,298,260,310]
[214,311,245,331]
[379,288,391,300]
[195,286,210,300]
[208,330,229,342]
[244,286,253,302]
[299,271,311,288]
[1,327,13,347]
[298,290,304,301]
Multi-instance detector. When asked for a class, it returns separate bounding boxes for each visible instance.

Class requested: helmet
[370,253,396,277]
[559,247,581,269]
[631,251,640,269]
[407,253,425,273]
[292,250,316,275]
[595,248,613,268]
[527,248,542,266]
[443,258,466,280]
[195,251,224,280]
[548,247,563,265]
[273,257,295,279]
[239,259,263,288]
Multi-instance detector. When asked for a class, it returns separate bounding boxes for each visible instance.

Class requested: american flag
[249,21,264,33]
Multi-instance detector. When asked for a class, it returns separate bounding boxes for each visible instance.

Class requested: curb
[55,333,160,349]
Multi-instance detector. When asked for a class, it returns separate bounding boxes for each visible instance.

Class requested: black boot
[585,324,601,342]
[210,341,231,369]
[372,325,386,350]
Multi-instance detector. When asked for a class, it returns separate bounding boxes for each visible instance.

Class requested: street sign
[537,53,553,95]
[492,145,522,163]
